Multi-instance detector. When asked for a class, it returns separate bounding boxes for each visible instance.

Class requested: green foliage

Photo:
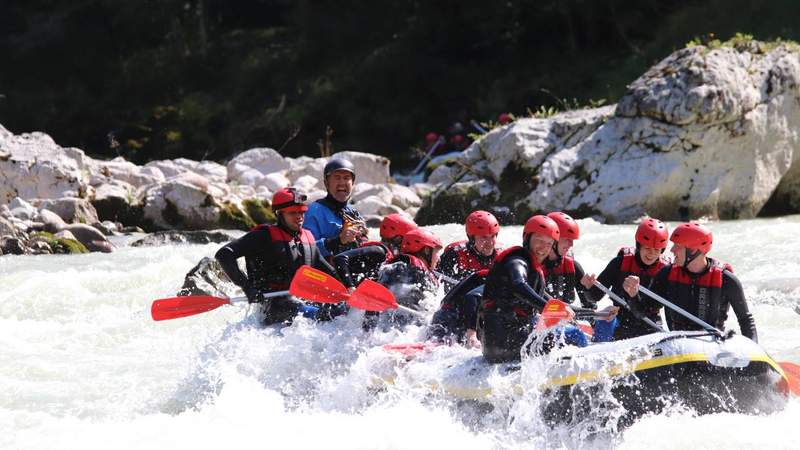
[3,1,800,169]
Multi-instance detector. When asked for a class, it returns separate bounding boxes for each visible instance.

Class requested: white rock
[286,157,326,188]
[0,216,16,237]
[9,198,37,220]
[355,195,391,216]
[88,157,164,188]
[39,209,68,233]
[35,198,99,224]
[387,183,422,208]
[331,151,391,185]
[259,172,291,192]
[352,183,393,204]
[227,148,290,179]
[142,179,222,230]
[293,175,321,194]
[54,229,77,241]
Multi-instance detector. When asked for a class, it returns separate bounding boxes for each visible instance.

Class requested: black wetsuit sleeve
[573,260,596,309]
[333,245,388,288]
[506,258,548,311]
[585,256,622,304]
[312,247,338,278]
[438,247,459,279]
[214,231,268,288]
[723,270,758,342]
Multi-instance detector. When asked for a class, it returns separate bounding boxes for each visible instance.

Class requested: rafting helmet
[323,158,356,181]
[670,222,713,254]
[401,228,443,254]
[523,215,560,242]
[636,218,669,249]
[271,187,308,213]
[547,212,580,240]
[380,214,418,240]
[465,210,500,237]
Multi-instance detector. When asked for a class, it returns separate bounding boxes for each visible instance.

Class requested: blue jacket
[303,195,364,257]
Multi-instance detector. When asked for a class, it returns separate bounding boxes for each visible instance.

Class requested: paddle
[638,285,721,335]
[151,290,288,321]
[290,267,426,317]
[536,299,575,330]
[778,362,800,396]
[592,280,666,333]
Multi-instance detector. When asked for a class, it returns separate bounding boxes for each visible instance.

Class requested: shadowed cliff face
[3,1,800,170]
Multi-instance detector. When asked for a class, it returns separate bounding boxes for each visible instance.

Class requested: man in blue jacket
[303,158,367,258]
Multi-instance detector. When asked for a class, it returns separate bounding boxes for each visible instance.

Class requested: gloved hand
[243,285,264,304]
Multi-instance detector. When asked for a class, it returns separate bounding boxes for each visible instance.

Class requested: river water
[2,217,799,450]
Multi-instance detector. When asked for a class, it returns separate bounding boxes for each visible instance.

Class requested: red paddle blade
[536,299,571,330]
[289,265,349,303]
[778,361,800,396]
[382,342,438,357]
[348,279,398,312]
[151,295,231,321]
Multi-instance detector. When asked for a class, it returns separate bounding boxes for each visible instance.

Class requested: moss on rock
[219,201,257,231]
[30,231,89,254]
[243,198,276,225]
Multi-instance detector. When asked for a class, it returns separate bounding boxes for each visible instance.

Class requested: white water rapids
[2,217,800,449]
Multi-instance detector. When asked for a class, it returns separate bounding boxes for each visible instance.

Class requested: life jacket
[482,246,544,318]
[247,224,315,291]
[360,240,395,263]
[542,255,576,301]
[618,246,670,280]
[663,258,732,330]
[443,240,495,274]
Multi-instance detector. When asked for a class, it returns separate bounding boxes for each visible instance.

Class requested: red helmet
[670,222,713,254]
[380,214,418,239]
[401,228,443,254]
[272,187,308,213]
[425,132,439,144]
[523,215,560,241]
[498,113,512,124]
[636,218,669,249]
[465,210,500,237]
[547,212,579,240]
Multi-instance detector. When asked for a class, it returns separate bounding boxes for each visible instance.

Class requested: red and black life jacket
[617,246,670,282]
[443,240,495,274]
[247,224,316,291]
[662,258,733,330]
[482,246,545,318]
[542,255,576,301]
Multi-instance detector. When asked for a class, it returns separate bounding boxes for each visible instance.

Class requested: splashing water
[2,217,800,449]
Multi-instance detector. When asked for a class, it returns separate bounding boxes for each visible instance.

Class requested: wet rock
[64,223,114,252]
[130,230,237,247]
[39,209,68,233]
[176,256,240,297]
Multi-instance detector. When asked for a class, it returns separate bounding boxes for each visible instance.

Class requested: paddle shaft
[592,280,665,332]
[433,271,460,285]
[638,285,722,334]
[396,303,426,317]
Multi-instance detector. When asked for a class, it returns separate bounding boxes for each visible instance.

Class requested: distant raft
[370,331,790,424]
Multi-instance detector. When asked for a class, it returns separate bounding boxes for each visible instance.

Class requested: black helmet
[324,158,356,180]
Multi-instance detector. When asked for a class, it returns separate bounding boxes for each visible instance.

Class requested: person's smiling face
[325,170,354,202]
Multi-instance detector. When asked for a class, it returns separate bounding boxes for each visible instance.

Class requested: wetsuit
[332,241,395,289]
[542,255,595,309]
[438,240,496,291]
[372,254,438,329]
[215,223,340,325]
[585,247,669,340]
[428,270,488,343]
[478,246,549,363]
[303,194,365,257]
[645,258,757,342]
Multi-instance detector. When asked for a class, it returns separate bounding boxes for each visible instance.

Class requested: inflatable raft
[371,331,790,422]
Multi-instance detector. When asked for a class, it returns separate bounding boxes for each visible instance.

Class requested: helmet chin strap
[552,241,561,259]
[683,248,702,269]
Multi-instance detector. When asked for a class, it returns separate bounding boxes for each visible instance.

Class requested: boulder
[88,157,165,188]
[422,41,800,223]
[9,197,38,220]
[176,256,240,297]
[0,216,16,237]
[0,130,89,204]
[64,223,114,253]
[331,151,391,185]
[35,198,99,225]
[141,177,223,230]
[259,172,291,192]
[227,147,290,181]
[387,184,423,209]
[352,183,393,205]
[39,209,68,233]
[130,230,238,247]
